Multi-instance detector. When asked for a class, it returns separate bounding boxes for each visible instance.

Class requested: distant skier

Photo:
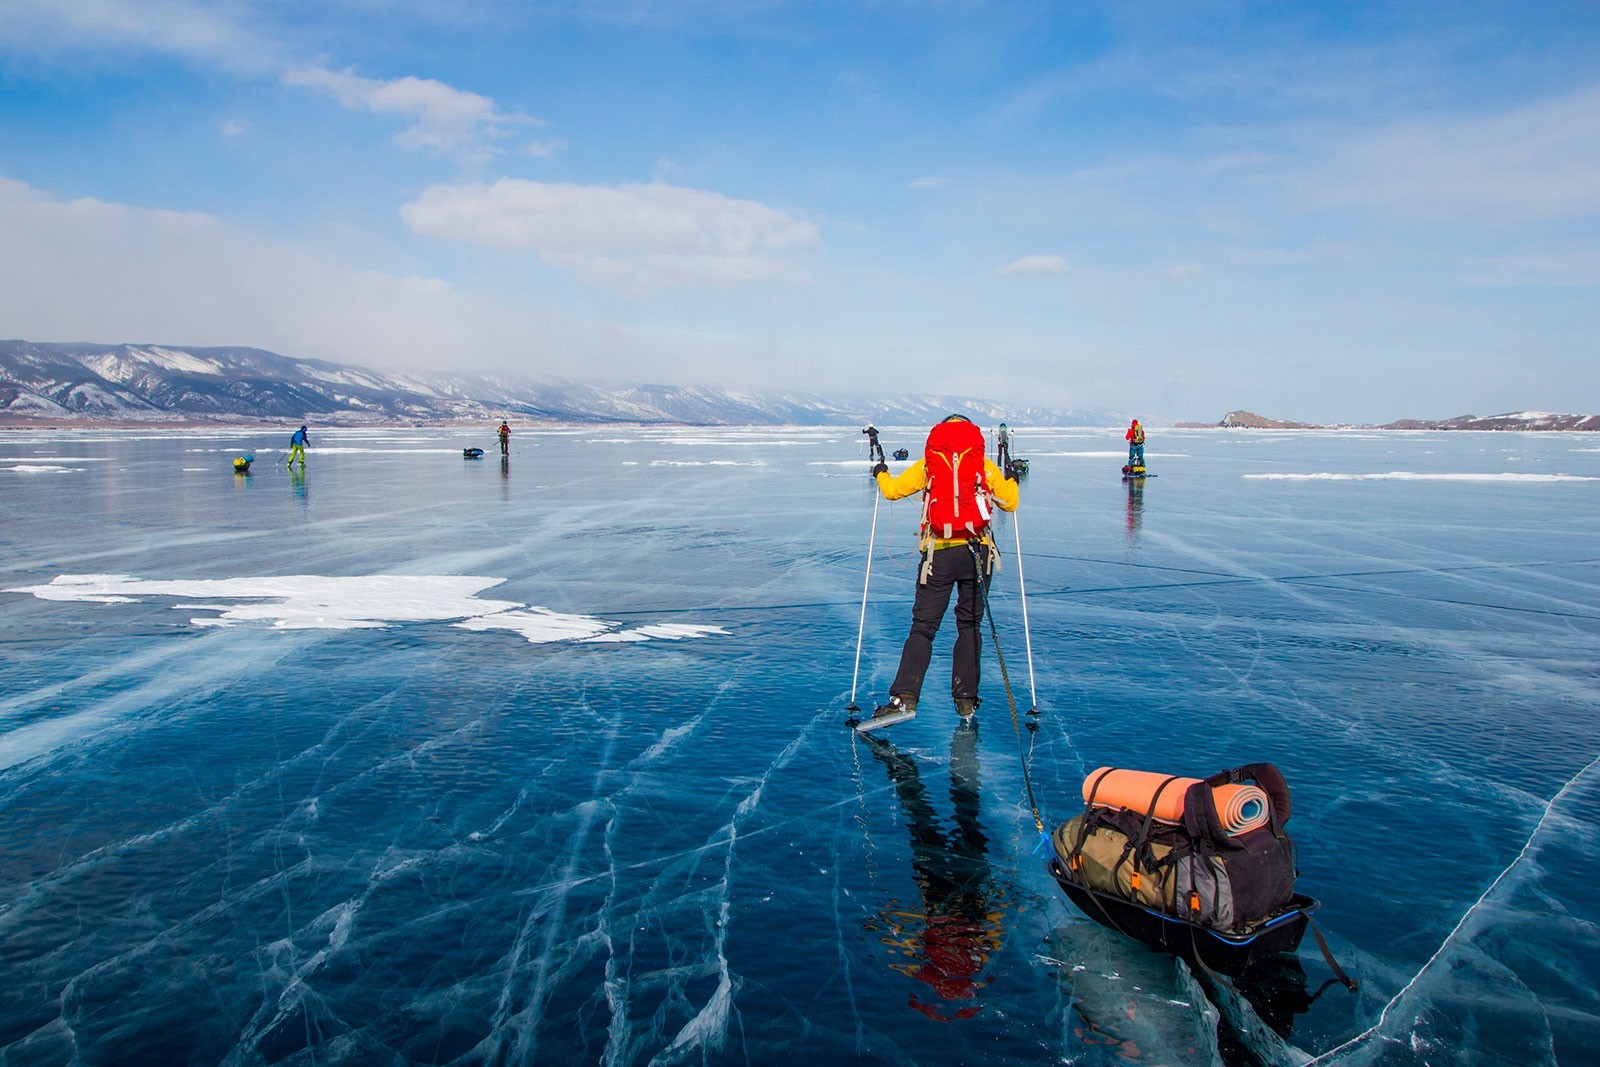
[859,414,1020,732]
[995,422,1012,472]
[1125,419,1145,469]
[497,419,511,456]
[286,425,309,468]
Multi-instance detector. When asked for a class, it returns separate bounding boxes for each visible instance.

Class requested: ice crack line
[1304,747,1600,1065]
[650,710,834,1064]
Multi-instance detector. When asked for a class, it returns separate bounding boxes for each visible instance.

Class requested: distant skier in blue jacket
[287,425,309,468]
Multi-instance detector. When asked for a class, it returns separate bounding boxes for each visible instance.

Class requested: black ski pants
[890,541,988,702]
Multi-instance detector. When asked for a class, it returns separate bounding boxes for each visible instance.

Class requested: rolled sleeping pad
[1081,766,1271,836]
[1214,783,1270,834]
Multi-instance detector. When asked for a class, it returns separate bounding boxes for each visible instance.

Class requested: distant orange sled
[1081,766,1271,836]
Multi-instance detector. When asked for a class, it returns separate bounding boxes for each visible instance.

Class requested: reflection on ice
[857,729,1009,1021]
[1041,922,1219,1064]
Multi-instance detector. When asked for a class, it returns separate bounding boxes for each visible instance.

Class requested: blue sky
[1,1,1597,422]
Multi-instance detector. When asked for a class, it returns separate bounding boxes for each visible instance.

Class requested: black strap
[1067,767,1116,866]
[1135,775,1182,846]
[1305,911,1359,992]
[1084,767,1114,808]
[1056,859,1143,948]
[1110,839,1138,899]
[1185,921,1240,996]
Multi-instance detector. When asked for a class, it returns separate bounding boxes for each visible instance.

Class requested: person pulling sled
[286,425,309,468]
[859,415,1019,732]
[1125,419,1145,469]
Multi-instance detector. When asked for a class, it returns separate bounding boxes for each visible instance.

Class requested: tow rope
[976,536,1046,840]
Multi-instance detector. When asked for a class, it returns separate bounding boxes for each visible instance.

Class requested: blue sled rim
[1047,857,1315,975]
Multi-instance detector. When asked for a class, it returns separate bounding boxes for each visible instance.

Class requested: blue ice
[1,424,1598,1064]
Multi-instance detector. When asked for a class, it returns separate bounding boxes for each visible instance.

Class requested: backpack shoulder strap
[1181,779,1239,849]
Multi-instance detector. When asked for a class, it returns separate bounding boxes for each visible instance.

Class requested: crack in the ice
[1304,748,1600,1064]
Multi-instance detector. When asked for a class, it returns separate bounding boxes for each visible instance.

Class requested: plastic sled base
[1047,857,1315,976]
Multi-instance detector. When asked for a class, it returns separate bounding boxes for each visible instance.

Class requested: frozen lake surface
[2,424,1597,1065]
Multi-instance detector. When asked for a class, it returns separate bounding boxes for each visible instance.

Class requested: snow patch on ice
[455,607,613,643]
[6,573,726,646]
[584,623,729,643]
[1245,472,1598,483]
[1024,451,1126,460]
[1026,450,1182,458]
[4,465,83,474]
[0,456,111,462]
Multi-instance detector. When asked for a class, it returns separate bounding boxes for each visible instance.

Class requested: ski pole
[1012,508,1038,713]
[846,490,881,724]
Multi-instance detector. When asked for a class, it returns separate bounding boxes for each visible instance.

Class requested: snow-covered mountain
[1176,407,1600,432]
[1380,411,1600,432]
[0,340,1116,427]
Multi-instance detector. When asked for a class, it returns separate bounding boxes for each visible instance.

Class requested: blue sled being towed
[1046,859,1317,976]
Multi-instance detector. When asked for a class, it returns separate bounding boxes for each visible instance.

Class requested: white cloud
[284,65,536,160]
[0,174,802,383]
[401,178,821,291]
[998,254,1068,275]
[527,138,568,158]
[0,176,563,373]
[0,0,277,72]
[908,177,945,190]
[220,118,249,137]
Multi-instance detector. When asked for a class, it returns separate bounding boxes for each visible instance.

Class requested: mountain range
[0,340,1115,428]
[1177,409,1600,432]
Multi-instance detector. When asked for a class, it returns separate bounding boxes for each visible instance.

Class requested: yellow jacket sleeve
[875,459,928,500]
[986,459,1019,512]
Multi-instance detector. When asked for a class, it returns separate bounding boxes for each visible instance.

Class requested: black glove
[871,461,889,476]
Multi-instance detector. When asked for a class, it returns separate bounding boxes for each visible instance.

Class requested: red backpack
[922,417,992,540]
